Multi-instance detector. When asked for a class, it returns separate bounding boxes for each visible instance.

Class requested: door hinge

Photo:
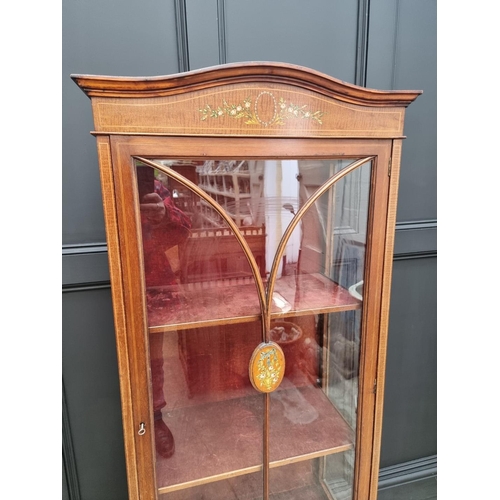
[373,378,377,395]
[388,158,392,177]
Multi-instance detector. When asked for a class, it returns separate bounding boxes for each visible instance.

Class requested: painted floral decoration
[200,92,324,126]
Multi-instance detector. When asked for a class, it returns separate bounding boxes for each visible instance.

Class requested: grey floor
[378,477,437,500]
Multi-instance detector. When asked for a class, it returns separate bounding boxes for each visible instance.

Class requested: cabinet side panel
[368,139,402,498]
[353,148,391,500]
[96,137,140,500]
[111,137,161,499]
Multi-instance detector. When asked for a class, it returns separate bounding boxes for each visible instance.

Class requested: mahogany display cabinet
[72,62,421,500]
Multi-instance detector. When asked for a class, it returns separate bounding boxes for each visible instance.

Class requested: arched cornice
[71,61,421,107]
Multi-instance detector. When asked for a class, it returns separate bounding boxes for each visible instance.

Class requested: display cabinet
[72,62,420,500]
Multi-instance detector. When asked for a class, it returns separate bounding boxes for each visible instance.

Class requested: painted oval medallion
[249,342,285,393]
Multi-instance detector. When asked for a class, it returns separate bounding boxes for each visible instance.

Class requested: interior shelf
[147,273,361,333]
[156,385,354,494]
[160,475,331,500]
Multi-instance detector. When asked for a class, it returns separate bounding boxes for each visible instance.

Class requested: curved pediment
[72,61,420,107]
[72,62,421,137]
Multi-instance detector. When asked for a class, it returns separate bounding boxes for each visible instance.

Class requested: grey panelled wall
[62,0,180,245]
[62,1,180,498]
[62,1,436,498]
[186,0,360,82]
[367,0,437,223]
[382,257,437,466]
[365,0,437,469]
[63,289,127,500]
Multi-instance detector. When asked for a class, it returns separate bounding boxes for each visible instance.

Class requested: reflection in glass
[134,158,372,499]
[136,162,264,496]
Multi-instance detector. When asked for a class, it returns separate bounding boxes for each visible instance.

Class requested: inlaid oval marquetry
[249,342,285,393]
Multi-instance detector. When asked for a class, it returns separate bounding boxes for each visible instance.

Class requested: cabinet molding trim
[378,454,437,490]
[71,62,421,108]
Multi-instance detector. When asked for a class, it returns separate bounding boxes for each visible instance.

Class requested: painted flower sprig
[200,98,253,121]
[276,98,324,125]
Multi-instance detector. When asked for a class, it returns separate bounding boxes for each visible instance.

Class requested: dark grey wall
[381,256,437,465]
[63,289,128,499]
[62,1,436,498]
[62,0,180,245]
[367,0,437,223]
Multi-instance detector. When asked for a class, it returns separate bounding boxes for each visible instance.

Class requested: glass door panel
[267,160,372,499]
[135,161,265,498]
[134,157,372,499]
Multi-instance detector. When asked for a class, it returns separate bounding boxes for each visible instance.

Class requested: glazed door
[126,150,380,499]
[135,158,266,498]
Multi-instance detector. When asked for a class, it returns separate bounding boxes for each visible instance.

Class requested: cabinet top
[72,61,421,107]
[72,62,421,138]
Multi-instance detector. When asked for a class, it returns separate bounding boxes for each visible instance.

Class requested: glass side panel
[135,158,371,499]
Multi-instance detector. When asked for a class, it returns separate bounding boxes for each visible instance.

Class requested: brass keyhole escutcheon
[249,342,285,393]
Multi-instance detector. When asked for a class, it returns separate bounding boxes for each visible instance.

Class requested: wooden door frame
[94,133,395,499]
